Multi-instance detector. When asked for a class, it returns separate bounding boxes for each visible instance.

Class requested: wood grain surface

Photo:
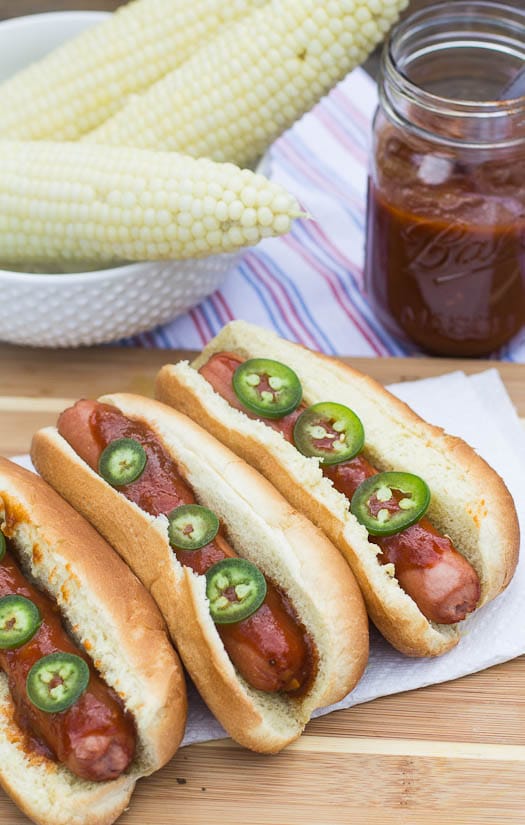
[0,349,523,824]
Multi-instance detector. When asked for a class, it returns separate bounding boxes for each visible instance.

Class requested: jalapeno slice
[168,504,220,551]
[0,595,41,649]
[293,402,365,465]
[350,471,431,536]
[206,558,267,625]
[0,531,5,561]
[232,358,302,419]
[99,437,147,487]
[26,652,90,713]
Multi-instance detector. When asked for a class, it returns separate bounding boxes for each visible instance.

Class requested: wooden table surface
[0,349,524,824]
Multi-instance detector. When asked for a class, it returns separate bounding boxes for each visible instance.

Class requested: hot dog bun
[155,320,519,657]
[0,457,186,825]
[31,395,368,753]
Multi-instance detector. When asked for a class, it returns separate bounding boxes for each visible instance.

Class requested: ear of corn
[87,0,408,167]
[0,0,268,141]
[0,141,302,269]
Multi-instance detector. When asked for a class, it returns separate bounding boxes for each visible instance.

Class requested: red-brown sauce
[0,542,136,780]
[365,130,525,356]
[87,404,316,696]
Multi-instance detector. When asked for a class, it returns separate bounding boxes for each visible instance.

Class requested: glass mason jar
[364,1,525,357]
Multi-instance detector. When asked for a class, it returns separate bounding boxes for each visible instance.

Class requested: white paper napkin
[11,369,525,746]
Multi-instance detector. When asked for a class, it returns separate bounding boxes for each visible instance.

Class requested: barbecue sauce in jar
[365,1,525,356]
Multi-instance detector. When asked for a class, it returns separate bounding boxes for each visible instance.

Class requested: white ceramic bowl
[0,11,239,347]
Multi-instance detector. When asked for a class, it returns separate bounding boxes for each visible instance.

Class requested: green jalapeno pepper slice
[0,595,41,649]
[0,531,5,561]
[168,504,220,551]
[232,358,302,419]
[206,558,267,624]
[99,437,147,487]
[350,471,431,536]
[26,652,90,713]
[293,401,365,465]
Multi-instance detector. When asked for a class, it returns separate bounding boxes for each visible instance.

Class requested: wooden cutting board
[0,344,524,825]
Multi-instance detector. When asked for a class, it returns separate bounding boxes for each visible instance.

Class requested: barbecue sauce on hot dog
[0,538,136,781]
[199,352,481,626]
[58,402,316,697]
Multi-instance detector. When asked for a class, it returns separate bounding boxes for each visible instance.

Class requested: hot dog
[0,546,135,782]
[31,394,368,753]
[0,458,186,825]
[154,320,520,657]
[57,399,315,697]
[198,351,481,626]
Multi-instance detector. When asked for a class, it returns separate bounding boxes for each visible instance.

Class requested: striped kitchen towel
[122,67,525,361]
